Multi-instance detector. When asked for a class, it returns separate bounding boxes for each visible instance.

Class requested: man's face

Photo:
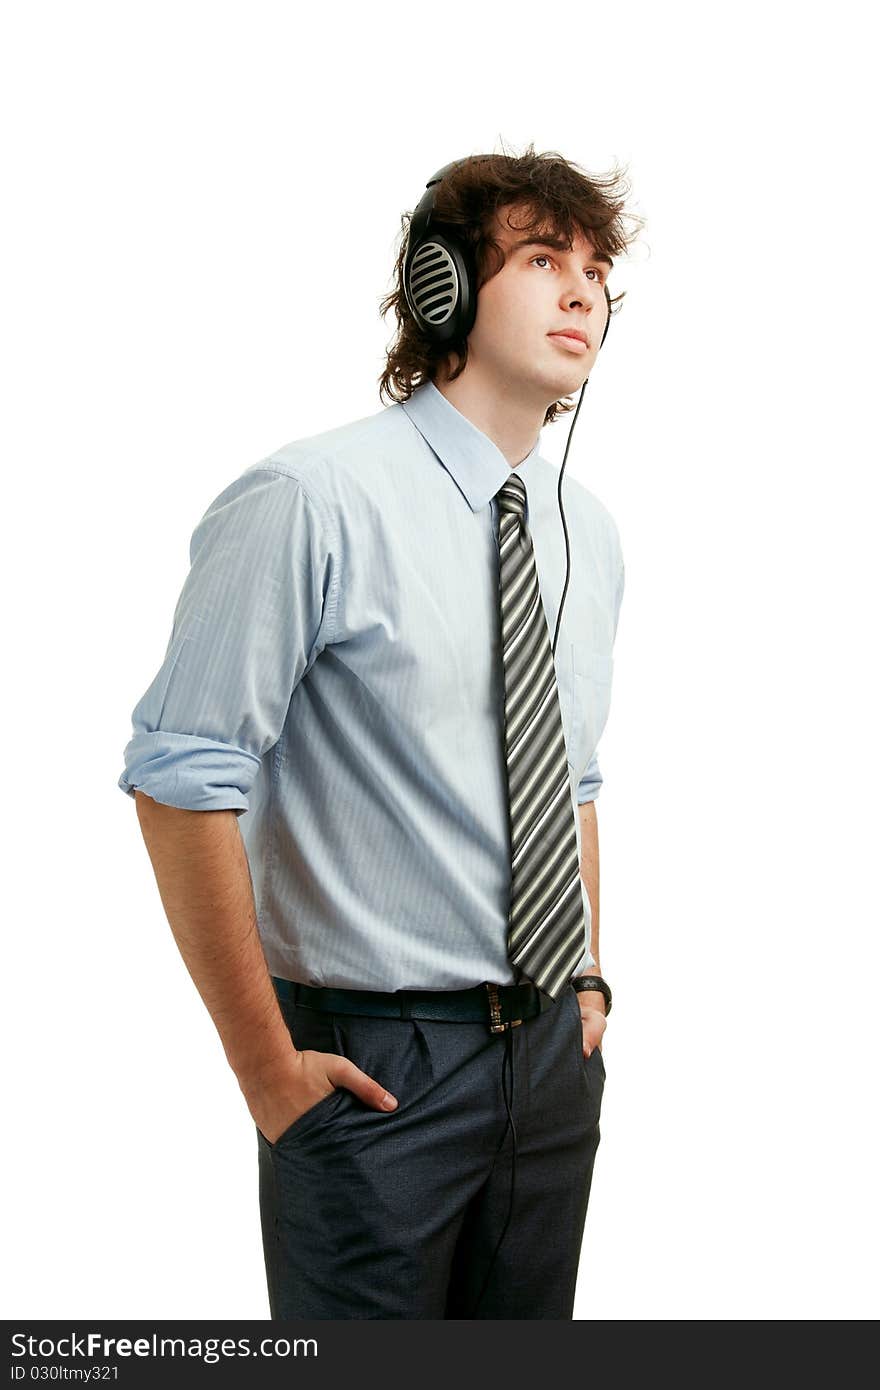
[460,204,612,408]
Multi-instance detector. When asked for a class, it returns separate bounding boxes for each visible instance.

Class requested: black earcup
[403,160,477,347]
[403,228,476,345]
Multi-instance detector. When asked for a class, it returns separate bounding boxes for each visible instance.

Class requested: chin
[544,375,583,405]
[507,363,573,398]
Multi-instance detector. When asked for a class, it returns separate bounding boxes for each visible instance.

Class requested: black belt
[272,976,550,1033]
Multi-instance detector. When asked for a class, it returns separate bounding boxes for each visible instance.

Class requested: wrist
[571,973,612,1016]
[235,1043,300,1101]
[578,998,606,1016]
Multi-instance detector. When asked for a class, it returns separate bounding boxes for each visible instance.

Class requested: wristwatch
[571,974,612,1016]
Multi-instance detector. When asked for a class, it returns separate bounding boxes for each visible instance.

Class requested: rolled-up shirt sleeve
[576,751,603,805]
[117,464,337,814]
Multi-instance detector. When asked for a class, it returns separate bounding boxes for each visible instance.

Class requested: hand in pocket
[248,1047,399,1146]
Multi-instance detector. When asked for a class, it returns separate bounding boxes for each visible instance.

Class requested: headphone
[403,158,612,1318]
[403,158,611,661]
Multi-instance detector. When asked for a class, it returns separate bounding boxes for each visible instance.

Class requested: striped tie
[496,472,586,1000]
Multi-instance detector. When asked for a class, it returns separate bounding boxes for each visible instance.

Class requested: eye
[530,255,605,284]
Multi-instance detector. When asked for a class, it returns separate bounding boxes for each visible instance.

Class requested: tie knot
[497,472,527,522]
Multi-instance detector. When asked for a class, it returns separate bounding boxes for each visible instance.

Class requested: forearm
[578,800,606,1007]
[133,790,297,1090]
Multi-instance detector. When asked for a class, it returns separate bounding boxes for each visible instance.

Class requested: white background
[3,0,877,1321]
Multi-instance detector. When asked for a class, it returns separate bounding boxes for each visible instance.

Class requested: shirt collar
[399,379,544,512]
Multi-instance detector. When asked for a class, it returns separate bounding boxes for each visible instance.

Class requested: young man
[118,148,638,1319]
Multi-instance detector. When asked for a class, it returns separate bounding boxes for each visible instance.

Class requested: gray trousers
[257,980,605,1318]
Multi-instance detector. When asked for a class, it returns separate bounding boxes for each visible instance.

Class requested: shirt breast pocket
[566,643,614,775]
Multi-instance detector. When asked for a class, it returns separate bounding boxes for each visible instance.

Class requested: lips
[548,332,589,354]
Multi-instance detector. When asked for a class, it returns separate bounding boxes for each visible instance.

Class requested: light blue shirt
[118,380,624,991]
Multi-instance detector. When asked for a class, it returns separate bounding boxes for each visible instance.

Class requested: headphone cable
[551,377,589,661]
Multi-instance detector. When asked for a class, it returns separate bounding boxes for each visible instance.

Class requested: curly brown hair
[378,141,645,426]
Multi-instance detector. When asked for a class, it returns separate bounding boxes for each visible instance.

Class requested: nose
[559,278,608,334]
[558,282,606,336]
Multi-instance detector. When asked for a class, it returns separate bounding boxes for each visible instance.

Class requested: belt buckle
[485,982,523,1033]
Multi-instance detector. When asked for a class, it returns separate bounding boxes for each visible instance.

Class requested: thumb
[327,1055,398,1112]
